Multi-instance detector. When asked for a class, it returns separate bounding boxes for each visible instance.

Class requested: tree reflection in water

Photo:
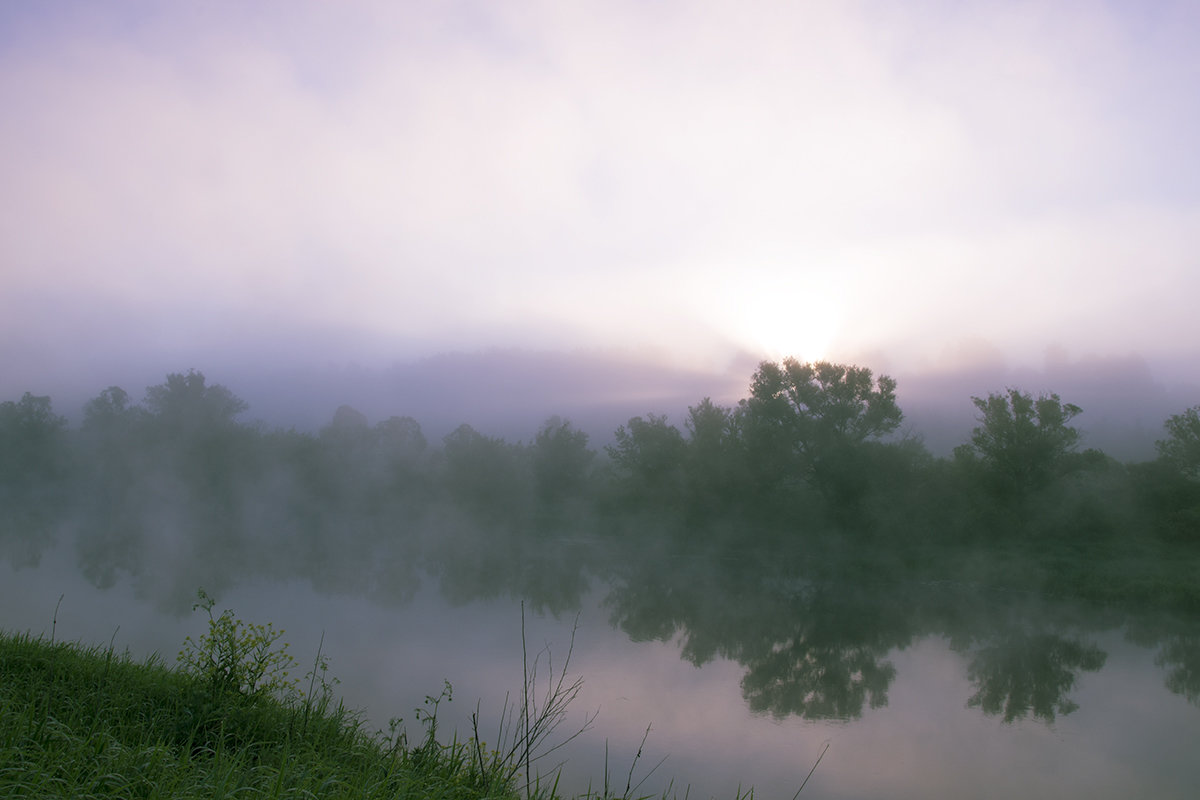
[591,538,1200,725]
[963,630,1106,722]
[1155,634,1200,705]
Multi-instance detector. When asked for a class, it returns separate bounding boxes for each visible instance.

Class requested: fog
[3,1,1198,457]
[4,351,1200,797]
[4,2,1200,797]
[3,1,1200,400]
[6,344,1193,462]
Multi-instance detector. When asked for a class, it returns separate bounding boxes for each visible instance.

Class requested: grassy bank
[0,629,548,800]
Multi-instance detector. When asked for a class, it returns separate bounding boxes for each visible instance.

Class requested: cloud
[1,0,1198,387]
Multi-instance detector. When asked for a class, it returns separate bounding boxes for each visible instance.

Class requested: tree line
[4,360,1200,725]
[1,360,1199,611]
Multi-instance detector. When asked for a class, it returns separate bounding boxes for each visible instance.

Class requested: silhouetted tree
[75,386,150,587]
[376,415,427,464]
[531,416,595,509]
[681,398,745,518]
[0,392,69,564]
[440,424,532,525]
[0,392,68,485]
[137,371,260,587]
[1126,406,1200,542]
[606,414,687,511]
[1158,406,1200,481]
[315,405,378,515]
[954,389,1082,504]
[144,370,248,435]
[739,360,903,516]
[82,386,144,434]
[374,415,432,515]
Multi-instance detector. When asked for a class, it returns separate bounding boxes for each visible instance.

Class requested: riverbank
[0,629,559,800]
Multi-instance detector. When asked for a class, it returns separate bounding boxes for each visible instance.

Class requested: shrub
[176,588,298,700]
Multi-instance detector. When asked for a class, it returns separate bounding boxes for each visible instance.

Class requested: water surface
[3,545,1198,799]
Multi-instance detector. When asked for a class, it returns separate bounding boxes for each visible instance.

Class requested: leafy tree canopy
[738,360,903,505]
[1157,406,1200,480]
[606,414,687,504]
[82,386,140,433]
[742,359,903,452]
[0,392,67,482]
[144,370,248,434]
[956,389,1082,500]
[532,417,594,504]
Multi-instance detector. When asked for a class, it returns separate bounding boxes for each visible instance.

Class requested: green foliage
[532,416,596,507]
[739,359,903,515]
[0,629,534,800]
[441,423,533,524]
[376,415,430,473]
[682,398,745,516]
[1157,405,1200,480]
[9,360,1200,643]
[955,388,1083,502]
[0,392,69,565]
[742,359,902,451]
[176,588,299,700]
[81,385,143,434]
[0,391,68,485]
[144,369,248,434]
[606,414,687,508]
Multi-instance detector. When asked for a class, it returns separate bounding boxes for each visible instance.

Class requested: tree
[606,414,687,508]
[374,415,431,500]
[1157,406,1200,480]
[0,393,69,564]
[144,370,248,435]
[1138,406,1200,542]
[82,386,144,434]
[531,416,594,508]
[76,386,150,587]
[376,415,427,462]
[738,359,903,508]
[141,371,256,564]
[955,389,1082,502]
[685,397,735,457]
[682,398,744,515]
[440,424,532,524]
[0,392,68,485]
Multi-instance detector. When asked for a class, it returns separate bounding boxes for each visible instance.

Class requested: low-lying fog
[5,346,1194,461]
[3,349,1200,798]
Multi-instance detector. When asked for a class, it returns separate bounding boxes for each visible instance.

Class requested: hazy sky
[2,0,1198,414]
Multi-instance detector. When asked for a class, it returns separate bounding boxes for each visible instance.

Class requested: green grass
[0,629,537,800]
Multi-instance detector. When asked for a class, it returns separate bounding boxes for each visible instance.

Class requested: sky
[1,0,1198,448]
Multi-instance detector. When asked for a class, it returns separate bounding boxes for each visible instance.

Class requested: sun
[715,286,844,365]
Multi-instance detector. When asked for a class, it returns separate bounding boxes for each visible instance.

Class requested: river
[3,544,1198,799]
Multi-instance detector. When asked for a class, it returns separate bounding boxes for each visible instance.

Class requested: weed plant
[0,587,544,800]
[0,625,533,799]
[0,595,816,799]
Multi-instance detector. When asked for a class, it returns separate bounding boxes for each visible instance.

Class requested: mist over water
[5,3,1200,794]
[3,358,1200,797]
[3,543,1199,799]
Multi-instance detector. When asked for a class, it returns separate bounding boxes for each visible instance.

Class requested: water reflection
[11,494,1200,729]
[4,540,1200,800]
[963,630,1106,722]
[584,540,1200,725]
[1155,634,1200,706]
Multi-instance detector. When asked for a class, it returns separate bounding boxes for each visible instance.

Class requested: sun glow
[733,304,841,364]
[702,266,847,365]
